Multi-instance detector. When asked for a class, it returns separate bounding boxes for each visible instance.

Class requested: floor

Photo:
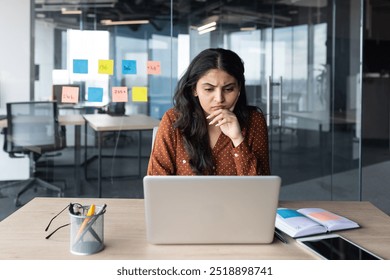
[1,129,390,221]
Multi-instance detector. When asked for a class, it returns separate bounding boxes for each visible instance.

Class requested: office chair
[2,101,66,206]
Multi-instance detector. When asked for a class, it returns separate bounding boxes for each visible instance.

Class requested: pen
[73,204,107,247]
[75,204,95,240]
[274,230,288,244]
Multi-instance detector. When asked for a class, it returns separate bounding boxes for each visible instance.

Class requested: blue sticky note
[88,87,103,102]
[73,59,88,74]
[277,209,304,219]
[122,60,137,74]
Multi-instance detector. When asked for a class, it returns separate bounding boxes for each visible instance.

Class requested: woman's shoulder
[160,108,179,127]
[248,106,266,121]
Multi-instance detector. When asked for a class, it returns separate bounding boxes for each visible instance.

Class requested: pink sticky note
[147,61,161,75]
[112,86,128,102]
[309,211,341,221]
[61,86,79,103]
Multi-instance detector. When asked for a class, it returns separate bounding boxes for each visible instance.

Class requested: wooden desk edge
[0,198,388,260]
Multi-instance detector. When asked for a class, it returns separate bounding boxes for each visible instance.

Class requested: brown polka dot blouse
[147,108,270,175]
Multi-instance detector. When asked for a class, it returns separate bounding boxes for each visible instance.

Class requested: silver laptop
[143,175,281,244]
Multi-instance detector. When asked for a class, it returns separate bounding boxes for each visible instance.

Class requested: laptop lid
[143,175,281,244]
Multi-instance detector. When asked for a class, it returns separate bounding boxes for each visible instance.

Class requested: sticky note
[61,86,79,104]
[147,61,161,75]
[122,60,137,74]
[112,86,128,102]
[277,209,304,219]
[308,211,341,221]
[98,59,114,75]
[132,87,148,102]
[73,59,88,74]
[88,87,103,102]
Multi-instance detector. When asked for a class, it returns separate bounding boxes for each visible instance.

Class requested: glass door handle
[267,76,283,127]
[278,76,283,127]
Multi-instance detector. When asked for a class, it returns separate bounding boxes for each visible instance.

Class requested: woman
[147,48,270,175]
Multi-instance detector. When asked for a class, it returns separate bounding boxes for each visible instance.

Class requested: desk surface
[83,114,160,131]
[0,198,388,260]
[0,114,85,128]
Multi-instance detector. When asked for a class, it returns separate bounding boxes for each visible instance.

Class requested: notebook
[143,175,281,244]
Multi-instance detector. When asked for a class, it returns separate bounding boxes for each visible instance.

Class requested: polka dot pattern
[147,108,270,175]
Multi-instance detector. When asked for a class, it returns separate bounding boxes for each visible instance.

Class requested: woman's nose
[214,89,224,103]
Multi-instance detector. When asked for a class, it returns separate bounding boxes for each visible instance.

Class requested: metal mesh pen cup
[69,204,106,255]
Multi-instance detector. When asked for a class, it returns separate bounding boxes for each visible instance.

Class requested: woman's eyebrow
[222,83,236,88]
[201,82,216,87]
[201,82,236,87]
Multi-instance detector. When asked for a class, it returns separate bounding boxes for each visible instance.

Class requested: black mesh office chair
[2,101,66,206]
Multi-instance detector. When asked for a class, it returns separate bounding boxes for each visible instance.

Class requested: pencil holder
[69,204,106,255]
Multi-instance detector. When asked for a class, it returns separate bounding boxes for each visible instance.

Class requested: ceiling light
[240,26,257,31]
[197,21,217,32]
[100,19,150,25]
[198,26,216,35]
[61,8,82,15]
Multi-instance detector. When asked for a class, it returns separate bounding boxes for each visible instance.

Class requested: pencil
[75,204,95,240]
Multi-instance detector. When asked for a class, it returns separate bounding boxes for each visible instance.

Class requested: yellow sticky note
[147,61,161,75]
[112,86,128,102]
[61,86,79,103]
[98,59,114,75]
[132,87,148,102]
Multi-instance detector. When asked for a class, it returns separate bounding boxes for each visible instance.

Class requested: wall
[0,0,30,180]
[0,0,31,113]
[34,20,55,101]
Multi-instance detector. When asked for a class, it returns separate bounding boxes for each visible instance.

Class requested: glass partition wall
[33,0,363,201]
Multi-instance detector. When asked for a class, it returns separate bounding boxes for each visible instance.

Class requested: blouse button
[234,153,239,157]
[182,160,186,164]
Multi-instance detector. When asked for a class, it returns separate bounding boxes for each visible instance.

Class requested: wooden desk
[0,115,85,193]
[0,198,388,260]
[83,114,160,197]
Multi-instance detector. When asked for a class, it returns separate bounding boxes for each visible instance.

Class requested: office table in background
[83,114,160,198]
[0,198,388,260]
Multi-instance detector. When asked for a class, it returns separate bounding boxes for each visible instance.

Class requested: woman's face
[194,69,240,116]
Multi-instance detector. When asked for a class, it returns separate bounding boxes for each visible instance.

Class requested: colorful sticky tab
[112,86,128,102]
[61,86,79,104]
[98,59,114,75]
[122,60,137,74]
[147,61,161,75]
[88,87,103,102]
[73,59,88,74]
[132,87,148,102]
[277,209,304,219]
[308,211,341,221]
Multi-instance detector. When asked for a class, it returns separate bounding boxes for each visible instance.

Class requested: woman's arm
[147,110,177,175]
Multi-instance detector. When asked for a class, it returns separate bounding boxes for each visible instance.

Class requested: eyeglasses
[45,203,83,239]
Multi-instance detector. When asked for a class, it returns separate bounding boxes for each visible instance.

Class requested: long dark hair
[173,48,254,174]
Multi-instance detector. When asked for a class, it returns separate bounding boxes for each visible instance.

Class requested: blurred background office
[1,0,390,219]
